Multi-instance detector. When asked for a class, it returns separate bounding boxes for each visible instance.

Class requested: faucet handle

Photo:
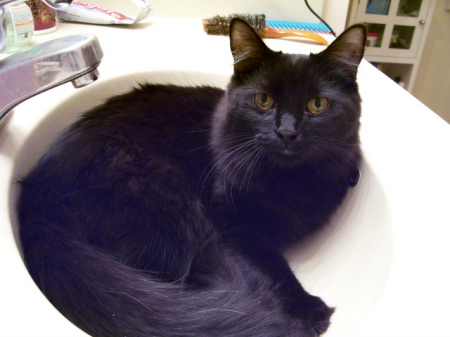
[0,0,72,8]
[41,0,73,9]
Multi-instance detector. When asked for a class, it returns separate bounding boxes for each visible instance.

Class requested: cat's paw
[292,295,335,336]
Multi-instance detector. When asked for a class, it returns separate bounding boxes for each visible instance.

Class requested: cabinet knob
[419,20,426,25]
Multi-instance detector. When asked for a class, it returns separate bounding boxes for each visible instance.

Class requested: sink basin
[1,70,392,336]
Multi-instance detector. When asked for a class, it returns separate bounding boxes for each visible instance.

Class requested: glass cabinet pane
[365,23,386,47]
[397,0,423,17]
[352,0,430,62]
[389,25,415,49]
[366,0,391,15]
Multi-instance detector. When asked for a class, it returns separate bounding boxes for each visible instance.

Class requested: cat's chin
[266,150,305,168]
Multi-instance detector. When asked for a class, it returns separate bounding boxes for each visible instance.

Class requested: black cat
[18,19,366,336]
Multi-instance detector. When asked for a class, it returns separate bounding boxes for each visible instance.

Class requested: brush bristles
[203,14,266,35]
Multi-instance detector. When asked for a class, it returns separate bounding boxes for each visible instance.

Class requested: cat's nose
[277,113,299,144]
[276,129,298,144]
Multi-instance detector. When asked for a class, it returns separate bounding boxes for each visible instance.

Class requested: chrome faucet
[0,34,103,126]
[0,1,103,127]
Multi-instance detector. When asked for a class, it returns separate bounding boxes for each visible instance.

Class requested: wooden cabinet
[348,0,436,92]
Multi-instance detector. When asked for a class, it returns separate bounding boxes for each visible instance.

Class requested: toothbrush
[202,14,329,46]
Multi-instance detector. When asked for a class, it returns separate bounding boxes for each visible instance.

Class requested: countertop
[1,17,450,337]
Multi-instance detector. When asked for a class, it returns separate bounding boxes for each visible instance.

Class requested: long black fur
[18,20,366,336]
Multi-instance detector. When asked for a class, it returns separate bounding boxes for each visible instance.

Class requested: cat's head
[212,19,366,175]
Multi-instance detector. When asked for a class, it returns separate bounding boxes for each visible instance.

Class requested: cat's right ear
[229,19,273,76]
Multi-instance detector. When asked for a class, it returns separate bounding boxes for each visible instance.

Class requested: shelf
[348,0,436,92]
[370,62,413,89]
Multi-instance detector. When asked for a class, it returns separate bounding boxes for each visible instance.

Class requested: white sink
[1,18,450,337]
[0,69,391,336]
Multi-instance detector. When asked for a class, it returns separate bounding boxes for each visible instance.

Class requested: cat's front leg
[223,230,334,335]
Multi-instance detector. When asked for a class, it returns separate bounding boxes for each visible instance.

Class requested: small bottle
[4,1,34,53]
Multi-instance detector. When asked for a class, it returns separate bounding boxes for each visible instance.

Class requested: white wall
[89,0,351,34]
[322,0,351,34]
[412,1,450,124]
[147,0,325,23]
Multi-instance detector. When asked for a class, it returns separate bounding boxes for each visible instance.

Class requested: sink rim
[4,69,393,337]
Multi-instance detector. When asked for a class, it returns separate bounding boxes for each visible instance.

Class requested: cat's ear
[319,24,366,78]
[229,19,273,76]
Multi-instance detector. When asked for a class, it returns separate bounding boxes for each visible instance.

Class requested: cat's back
[18,84,225,275]
[18,85,225,243]
[70,84,224,156]
[23,84,224,184]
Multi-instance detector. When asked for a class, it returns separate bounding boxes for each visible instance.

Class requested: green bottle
[4,1,34,53]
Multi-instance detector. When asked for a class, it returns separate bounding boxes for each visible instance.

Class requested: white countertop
[1,17,449,337]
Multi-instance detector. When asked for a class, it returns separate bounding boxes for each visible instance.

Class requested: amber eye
[254,93,275,110]
[307,98,329,114]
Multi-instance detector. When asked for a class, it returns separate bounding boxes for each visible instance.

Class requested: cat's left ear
[319,24,367,78]
[229,19,274,76]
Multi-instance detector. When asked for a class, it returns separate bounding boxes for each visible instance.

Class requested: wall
[322,0,351,34]
[412,1,450,123]
[147,0,325,22]
[90,0,351,35]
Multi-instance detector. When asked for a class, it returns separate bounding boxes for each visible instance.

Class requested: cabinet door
[355,0,431,58]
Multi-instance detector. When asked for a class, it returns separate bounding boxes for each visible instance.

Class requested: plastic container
[366,32,379,47]
[26,0,57,35]
[4,1,34,52]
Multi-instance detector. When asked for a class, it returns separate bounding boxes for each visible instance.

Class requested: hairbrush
[202,14,328,45]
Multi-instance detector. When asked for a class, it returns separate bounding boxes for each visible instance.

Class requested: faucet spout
[0,34,103,125]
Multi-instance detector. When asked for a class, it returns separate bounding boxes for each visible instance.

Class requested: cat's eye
[254,93,274,110]
[307,98,329,114]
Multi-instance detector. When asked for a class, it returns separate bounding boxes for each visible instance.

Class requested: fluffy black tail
[20,222,318,337]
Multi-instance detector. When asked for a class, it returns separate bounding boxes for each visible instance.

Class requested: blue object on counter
[266,20,333,34]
